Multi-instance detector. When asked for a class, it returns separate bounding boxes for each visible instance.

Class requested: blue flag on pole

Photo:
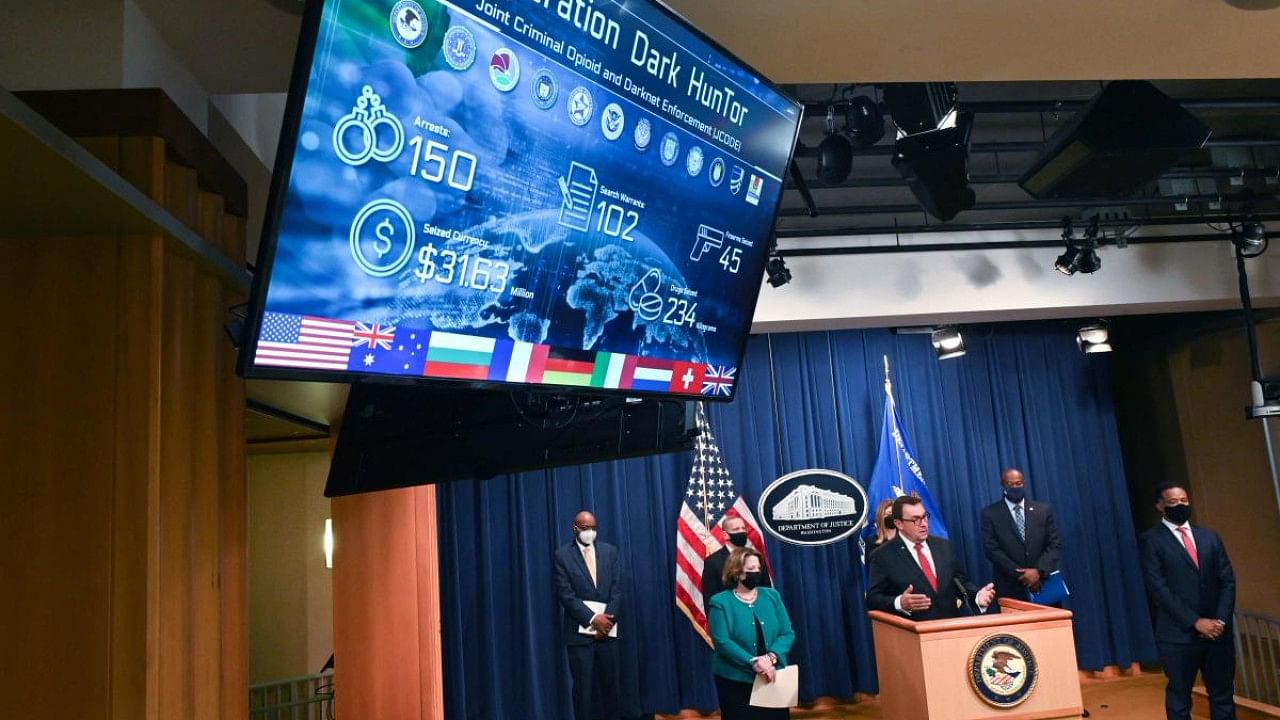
[862,379,949,542]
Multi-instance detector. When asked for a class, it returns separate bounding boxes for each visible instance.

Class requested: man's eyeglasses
[898,513,930,525]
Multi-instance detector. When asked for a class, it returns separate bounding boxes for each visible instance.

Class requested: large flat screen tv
[239,0,802,401]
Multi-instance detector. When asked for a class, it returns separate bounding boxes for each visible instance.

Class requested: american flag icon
[254,312,355,371]
[700,365,736,396]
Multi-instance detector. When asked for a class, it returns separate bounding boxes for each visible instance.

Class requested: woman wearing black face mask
[869,499,898,554]
[706,548,795,719]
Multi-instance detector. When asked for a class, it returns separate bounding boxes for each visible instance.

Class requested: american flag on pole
[253,312,356,370]
[674,403,771,645]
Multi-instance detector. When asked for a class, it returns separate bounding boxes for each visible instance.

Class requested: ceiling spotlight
[930,327,966,360]
[844,96,885,149]
[1077,322,1112,353]
[765,254,792,288]
[817,105,853,184]
[1239,220,1266,250]
[1055,218,1102,276]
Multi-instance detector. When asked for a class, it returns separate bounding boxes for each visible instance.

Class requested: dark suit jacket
[867,536,979,621]
[980,498,1063,600]
[701,545,771,601]
[1139,523,1235,644]
[554,540,623,646]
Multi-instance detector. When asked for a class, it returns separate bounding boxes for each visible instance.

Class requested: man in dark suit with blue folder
[554,510,623,720]
[1140,483,1237,720]
[980,468,1064,604]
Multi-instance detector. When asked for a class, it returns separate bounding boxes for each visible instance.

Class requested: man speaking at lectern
[868,496,995,620]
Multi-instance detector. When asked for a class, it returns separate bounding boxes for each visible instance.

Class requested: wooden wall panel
[333,485,446,720]
[2,92,249,720]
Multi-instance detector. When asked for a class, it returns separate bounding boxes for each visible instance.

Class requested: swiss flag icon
[669,362,706,394]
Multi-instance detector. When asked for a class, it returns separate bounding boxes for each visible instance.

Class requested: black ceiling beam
[801,97,1280,116]
[774,211,1280,239]
[793,136,1280,159]
[775,231,1280,257]
[776,192,1279,218]
[783,167,1280,191]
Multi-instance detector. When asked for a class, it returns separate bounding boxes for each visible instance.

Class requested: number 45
[719,247,741,273]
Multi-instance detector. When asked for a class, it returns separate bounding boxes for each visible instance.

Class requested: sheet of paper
[576,600,618,637]
[749,665,798,708]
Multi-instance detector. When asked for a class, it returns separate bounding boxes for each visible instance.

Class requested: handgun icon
[690,224,725,261]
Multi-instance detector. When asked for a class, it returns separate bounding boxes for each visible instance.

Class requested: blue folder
[1027,570,1069,605]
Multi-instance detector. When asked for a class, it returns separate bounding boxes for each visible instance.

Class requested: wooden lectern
[870,598,1084,720]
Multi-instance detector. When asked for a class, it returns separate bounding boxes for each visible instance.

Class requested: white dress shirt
[893,535,988,614]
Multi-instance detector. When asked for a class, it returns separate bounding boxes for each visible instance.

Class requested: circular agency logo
[488,48,520,92]
[390,0,428,49]
[756,469,868,546]
[969,634,1039,708]
[532,69,558,109]
[659,131,680,166]
[633,118,652,150]
[600,102,625,141]
[686,146,704,177]
[708,157,726,187]
[567,86,593,126]
[442,25,476,70]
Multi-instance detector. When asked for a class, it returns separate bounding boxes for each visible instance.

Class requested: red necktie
[1177,527,1199,569]
[914,542,939,592]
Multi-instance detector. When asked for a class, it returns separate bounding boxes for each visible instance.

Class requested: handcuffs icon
[332,85,405,166]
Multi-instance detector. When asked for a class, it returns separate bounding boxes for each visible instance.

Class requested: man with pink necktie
[1140,483,1237,720]
[554,510,623,720]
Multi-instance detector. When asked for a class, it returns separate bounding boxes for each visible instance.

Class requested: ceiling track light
[1055,217,1103,276]
[765,239,792,288]
[817,104,854,185]
[1077,321,1112,353]
[930,326,966,360]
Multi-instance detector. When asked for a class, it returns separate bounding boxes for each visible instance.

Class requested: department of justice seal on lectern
[968,633,1038,708]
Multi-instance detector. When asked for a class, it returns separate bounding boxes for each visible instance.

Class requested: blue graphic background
[255,0,800,386]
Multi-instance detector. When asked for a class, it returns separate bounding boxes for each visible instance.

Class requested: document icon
[557,161,598,232]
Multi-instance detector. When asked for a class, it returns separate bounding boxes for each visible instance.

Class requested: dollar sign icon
[373,218,395,258]
[349,199,416,278]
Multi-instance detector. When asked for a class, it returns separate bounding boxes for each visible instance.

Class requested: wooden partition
[331,486,446,719]
[0,90,248,720]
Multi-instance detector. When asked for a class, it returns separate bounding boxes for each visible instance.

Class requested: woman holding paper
[707,548,795,719]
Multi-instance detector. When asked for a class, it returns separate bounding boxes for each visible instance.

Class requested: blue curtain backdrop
[437,326,1158,719]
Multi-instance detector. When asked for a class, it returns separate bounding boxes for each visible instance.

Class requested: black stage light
[1055,219,1102,276]
[882,82,959,136]
[891,111,977,221]
[817,106,853,184]
[1239,221,1267,251]
[765,254,792,288]
[930,327,966,360]
[844,96,885,149]
[1077,322,1112,354]
[1019,81,1211,200]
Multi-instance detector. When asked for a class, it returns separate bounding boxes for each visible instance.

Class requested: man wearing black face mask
[980,468,1063,603]
[702,514,771,602]
[1140,483,1237,720]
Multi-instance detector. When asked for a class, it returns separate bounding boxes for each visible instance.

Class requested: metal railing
[1234,609,1280,706]
[249,672,334,720]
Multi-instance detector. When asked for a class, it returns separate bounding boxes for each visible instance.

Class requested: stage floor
[661,673,1195,719]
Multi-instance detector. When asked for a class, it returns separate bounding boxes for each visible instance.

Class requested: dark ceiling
[778,79,1280,244]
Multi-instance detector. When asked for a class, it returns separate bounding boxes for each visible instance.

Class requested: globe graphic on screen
[388,209,708,362]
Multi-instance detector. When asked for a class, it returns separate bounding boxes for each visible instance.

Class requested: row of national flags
[252,312,737,396]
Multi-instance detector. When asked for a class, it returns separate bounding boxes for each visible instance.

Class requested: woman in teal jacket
[706,547,795,719]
